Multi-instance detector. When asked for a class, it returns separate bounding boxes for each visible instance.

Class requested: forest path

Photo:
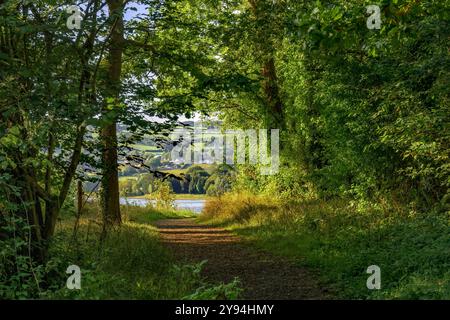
[154,218,330,299]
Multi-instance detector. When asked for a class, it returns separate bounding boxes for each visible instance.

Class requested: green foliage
[183,277,243,300]
[185,166,211,194]
[119,165,216,196]
[205,164,235,196]
[41,221,198,299]
[2,0,448,301]
[2,205,235,300]
[149,180,176,209]
[181,0,449,210]
[277,0,449,205]
[0,216,45,299]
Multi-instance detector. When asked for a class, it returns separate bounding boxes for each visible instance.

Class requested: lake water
[120,198,206,213]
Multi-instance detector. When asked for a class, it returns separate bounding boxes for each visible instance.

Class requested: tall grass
[37,204,241,300]
[200,193,450,299]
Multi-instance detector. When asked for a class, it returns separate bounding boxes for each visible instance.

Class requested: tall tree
[101,0,124,228]
[248,0,285,129]
[0,0,106,258]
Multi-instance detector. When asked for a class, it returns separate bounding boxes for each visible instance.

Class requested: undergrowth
[199,193,450,299]
[1,204,241,300]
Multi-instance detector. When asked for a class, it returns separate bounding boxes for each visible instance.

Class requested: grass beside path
[42,204,234,299]
[199,193,450,300]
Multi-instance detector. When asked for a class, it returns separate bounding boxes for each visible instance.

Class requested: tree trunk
[77,180,83,216]
[262,57,284,129]
[304,59,325,171]
[248,0,284,130]
[101,0,124,228]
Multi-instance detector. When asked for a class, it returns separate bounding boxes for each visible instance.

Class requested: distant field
[119,164,215,180]
[161,168,187,176]
[132,144,162,152]
[166,164,215,174]
[119,176,138,182]
[158,164,215,176]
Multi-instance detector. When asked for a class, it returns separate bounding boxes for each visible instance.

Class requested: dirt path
[154,219,330,299]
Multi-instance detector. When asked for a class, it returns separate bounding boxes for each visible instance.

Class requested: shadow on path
[155,219,331,299]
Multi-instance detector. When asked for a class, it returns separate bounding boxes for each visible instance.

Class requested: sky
[124,2,148,21]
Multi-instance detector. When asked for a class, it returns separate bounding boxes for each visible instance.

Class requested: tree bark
[248,0,284,130]
[101,0,124,228]
[262,57,284,129]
